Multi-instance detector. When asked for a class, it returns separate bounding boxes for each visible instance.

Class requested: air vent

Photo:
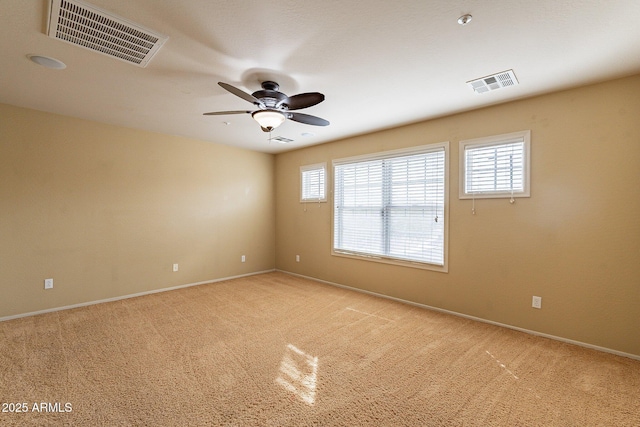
[47,0,168,67]
[270,136,294,144]
[467,70,518,94]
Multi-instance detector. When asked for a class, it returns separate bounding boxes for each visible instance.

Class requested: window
[300,163,326,202]
[459,130,530,199]
[333,143,448,271]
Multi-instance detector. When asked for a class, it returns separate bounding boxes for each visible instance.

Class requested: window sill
[331,250,448,273]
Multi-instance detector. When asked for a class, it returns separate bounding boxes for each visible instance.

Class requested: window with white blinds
[333,143,448,270]
[459,130,530,199]
[300,163,326,202]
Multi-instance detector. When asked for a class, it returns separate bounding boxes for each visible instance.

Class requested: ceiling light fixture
[457,14,472,25]
[27,54,66,69]
[252,110,286,131]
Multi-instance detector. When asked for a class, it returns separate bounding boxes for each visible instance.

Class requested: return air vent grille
[47,0,168,67]
[467,70,519,94]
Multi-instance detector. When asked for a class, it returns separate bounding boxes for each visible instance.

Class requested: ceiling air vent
[47,0,168,67]
[467,70,518,94]
[270,136,294,144]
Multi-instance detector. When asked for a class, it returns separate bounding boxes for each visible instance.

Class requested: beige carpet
[1,272,638,426]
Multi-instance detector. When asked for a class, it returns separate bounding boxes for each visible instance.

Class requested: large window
[459,130,530,199]
[332,143,448,270]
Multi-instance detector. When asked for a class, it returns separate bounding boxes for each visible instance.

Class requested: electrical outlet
[532,296,542,309]
[241,255,246,263]
[44,278,53,289]
[296,255,300,262]
[173,263,179,272]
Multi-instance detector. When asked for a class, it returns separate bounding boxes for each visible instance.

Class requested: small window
[301,163,327,202]
[459,130,530,199]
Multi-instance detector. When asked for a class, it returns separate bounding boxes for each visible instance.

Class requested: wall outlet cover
[532,296,542,309]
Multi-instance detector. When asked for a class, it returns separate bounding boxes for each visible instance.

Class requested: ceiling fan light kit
[252,110,286,131]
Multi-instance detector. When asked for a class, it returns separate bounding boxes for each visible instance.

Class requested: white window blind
[333,144,447,268]
[459,130,530,199]
[465,141,523,193]
[301,163,326,202]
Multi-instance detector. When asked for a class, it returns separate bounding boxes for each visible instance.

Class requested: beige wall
[0,104,275,317]
[275,74,640,357]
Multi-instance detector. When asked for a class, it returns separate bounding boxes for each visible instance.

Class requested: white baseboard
[0,269,275,323]
[278,270,640,361]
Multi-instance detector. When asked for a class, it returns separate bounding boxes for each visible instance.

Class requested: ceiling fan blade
[203,110,252,116]
[218,82,265,107]
[281,92,325,110]
[287,112,330,126]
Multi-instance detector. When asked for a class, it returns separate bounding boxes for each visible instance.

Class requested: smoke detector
[467,70,519,94]
[47,0,168,67]
[457,14,472,25]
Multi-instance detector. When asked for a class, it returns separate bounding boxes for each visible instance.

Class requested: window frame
[300,162,327,203]
[459,130,531,200]
[331,142,449,272]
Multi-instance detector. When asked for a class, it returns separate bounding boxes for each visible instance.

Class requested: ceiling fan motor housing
[252,82,288,108]
[260,81,280,91]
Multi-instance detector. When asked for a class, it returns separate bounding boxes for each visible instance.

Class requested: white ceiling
[2,1,640,154]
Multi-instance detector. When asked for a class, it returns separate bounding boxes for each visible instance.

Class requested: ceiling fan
[204,81,329,132]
